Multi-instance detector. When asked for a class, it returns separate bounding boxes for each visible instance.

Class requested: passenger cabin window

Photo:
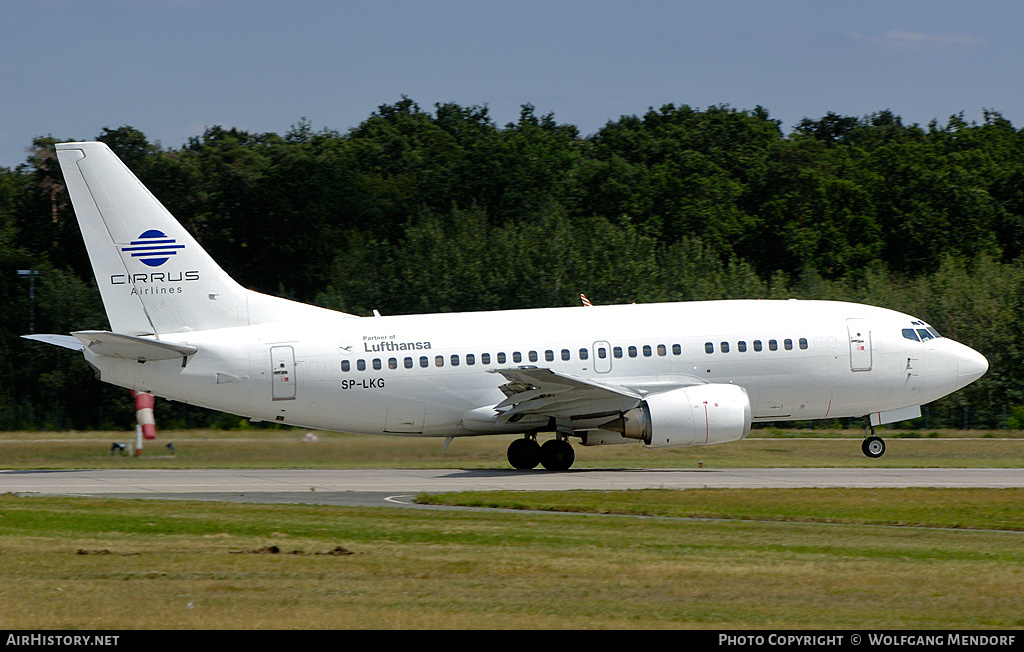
[705,342,714,354]
[628,346,637,358]
[435,355,444,367]
[497,352,506,364]
[720,342,730,353]
[481,353,491,365]
[388,358,398,370]
[450,354,460,367]
[737,341,747,352]
[769,340,778,351]
[799,338,808,350]
[373,358,382,370]
[579,348,589,360]
[643,345,652,357]
[341,360,350,372]
[544,350,554,362]
[657,344,667,356]
[613,347,623,358]
[420,356,429,368]
[357,360,366,371]
[672,344,681,355]
[529,351,538,362]
[784,339,793,350]
[466,354,475,366]
[513,352,522,363]
[561,349,570,361]
[753,340,762,352]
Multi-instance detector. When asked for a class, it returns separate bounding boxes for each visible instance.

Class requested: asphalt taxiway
[1,467,1020,507]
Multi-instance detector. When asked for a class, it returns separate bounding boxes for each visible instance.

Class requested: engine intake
[602,384,751,448]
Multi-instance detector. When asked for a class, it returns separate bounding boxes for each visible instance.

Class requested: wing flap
[488,367,642,420]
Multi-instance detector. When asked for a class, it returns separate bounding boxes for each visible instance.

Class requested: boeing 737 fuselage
[25,142,988,470]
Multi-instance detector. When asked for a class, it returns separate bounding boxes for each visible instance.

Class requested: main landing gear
[507,433,575,471]
[861,421,886,458]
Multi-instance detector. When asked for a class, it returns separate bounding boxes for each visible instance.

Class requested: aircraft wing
[488,367,643,421]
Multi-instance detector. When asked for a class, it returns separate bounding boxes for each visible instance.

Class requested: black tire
[507,437,541,470]
[539,439,575,471]
[862,435,886,458]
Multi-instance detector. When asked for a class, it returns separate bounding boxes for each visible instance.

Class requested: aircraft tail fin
[56,142,252,335]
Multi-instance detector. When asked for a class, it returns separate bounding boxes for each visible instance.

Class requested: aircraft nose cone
[957,346,988,388]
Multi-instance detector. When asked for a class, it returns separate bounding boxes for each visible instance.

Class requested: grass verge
[0,490,1021,629]
[417,487,1024,530]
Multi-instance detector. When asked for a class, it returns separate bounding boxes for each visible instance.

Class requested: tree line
[2,99,1022,430]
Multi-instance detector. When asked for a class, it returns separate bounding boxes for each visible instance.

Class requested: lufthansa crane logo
[120,230,185,267]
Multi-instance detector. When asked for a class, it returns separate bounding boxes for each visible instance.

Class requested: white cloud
[881,29,983,47]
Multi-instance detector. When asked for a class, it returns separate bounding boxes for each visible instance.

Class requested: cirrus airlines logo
[120,229,185,267]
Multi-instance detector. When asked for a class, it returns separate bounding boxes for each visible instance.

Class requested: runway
[1,467,1020,507]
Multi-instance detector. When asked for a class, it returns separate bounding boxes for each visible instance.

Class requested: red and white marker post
[130,390,157,456]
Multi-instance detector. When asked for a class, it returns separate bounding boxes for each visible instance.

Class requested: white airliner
[25,142,988,470]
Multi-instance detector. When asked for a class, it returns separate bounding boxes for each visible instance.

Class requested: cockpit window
[905,325,943,341]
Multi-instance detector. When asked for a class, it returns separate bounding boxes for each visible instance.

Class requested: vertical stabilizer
[56,142,251,335]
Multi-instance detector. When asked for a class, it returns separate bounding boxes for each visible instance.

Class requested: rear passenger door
[270,346,297,400]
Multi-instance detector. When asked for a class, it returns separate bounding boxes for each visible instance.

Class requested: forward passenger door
[847,319,873,372]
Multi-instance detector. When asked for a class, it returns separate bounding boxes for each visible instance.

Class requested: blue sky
[2,0,1022,168]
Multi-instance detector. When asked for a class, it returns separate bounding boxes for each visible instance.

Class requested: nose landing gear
[861,421,886,458]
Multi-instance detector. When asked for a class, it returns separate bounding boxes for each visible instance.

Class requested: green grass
[0,491,1021,629]
[418,487,1024,531]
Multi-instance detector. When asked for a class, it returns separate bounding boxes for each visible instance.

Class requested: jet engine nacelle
[603,384,751,448]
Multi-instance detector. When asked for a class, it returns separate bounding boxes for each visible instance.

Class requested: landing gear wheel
[862,435,886,458]
[507,437,541,470]
[539,438,575,471]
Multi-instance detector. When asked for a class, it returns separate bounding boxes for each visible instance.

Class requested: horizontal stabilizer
[70,330,197,362]
[21,334,85,351]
